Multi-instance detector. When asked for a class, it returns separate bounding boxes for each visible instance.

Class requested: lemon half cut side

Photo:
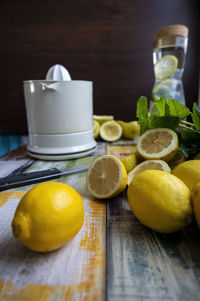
[100,121,122,142]
[154,55,178,80]
[86,155,127,199]
[128,159,171,185]
[137,128,178,162]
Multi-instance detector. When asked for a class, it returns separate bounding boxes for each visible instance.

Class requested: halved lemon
[93,115,114,125]
[154,55,178,80]
[100,121,122,142]
[128,159,171,185]
[136,128,178,162]
[93,120,100,139]
[86,155,127,199]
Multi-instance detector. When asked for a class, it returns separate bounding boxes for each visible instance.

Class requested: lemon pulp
[154,55,178,80]
[137,128,178,162]
[100,121,122,142]
[87,155,127,199]
[127,159,171,185]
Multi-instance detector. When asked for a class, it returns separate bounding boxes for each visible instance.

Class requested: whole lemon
[173,160,200,191]
[12,182,84,252]
[127,170,193,233]
[123,121,140,140]
[191,182,200,228]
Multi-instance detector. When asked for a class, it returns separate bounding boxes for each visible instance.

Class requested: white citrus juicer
[23,65,96,160]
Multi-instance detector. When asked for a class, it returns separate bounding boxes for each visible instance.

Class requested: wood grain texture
[106,145,200,301]
[0,0,199,134]
[0,146,106,301]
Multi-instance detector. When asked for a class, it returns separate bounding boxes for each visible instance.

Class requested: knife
[0,165,90,191]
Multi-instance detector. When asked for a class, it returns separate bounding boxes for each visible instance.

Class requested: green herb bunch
[136,97,200,159]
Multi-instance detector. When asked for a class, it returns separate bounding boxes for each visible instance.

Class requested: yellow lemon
[191,182,200,228]
[173,160,200,191]
[93,120,100,139]
[194,153,200,160]
[116,120,126,130]
[154,55,178,80]
[137,128,178,162]
[87,155,127,199]
[12,182,84,252]
[100,121,122,142]
[127,170,193,233]
[168,151,185,170]
[93,114,114,125]
[122,121,140,140]
[121,153,138,173]
[127,159,171,185]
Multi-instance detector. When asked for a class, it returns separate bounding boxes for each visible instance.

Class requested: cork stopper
[154,24,189,42]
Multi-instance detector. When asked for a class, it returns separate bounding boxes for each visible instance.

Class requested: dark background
[0,0,199,134]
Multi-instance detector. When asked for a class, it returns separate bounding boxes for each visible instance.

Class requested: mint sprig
[136,97,200,159]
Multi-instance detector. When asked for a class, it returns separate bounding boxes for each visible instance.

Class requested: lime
[154,55,178,80]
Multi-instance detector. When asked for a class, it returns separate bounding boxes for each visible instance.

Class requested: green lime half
[154,55,178,80]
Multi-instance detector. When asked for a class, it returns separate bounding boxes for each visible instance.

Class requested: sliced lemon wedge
[93,114,114,125]
[128,159,171,185]
[136,128,178,162]
[152,79,177,99]
[86,155,127,199]
[100,121,122,142]
[154,55,178,80]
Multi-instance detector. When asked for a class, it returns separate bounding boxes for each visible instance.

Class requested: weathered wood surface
[0,144,107,301]
[1,142,200,301]
[106,146,200,301]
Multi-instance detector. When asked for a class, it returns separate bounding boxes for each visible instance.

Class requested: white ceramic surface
[45,64,71,81]
[23,80,96,159]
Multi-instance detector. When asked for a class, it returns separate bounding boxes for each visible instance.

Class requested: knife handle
[0,168,61,191]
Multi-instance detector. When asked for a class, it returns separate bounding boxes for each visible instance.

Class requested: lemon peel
[127,170,193,233]
[12,182,84,252]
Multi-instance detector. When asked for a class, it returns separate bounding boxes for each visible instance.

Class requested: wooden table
[0,142,200,301]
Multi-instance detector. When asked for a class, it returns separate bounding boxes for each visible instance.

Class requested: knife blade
[0,165,90,191]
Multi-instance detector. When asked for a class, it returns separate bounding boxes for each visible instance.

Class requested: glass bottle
[150,24,189,112]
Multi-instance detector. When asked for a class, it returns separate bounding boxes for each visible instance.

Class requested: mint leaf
[166,99,191,119]
[155,97,166,116]
[136,96,148,120]
[148,116,180,131]
[191,103,200,130]
[136,96,149,134]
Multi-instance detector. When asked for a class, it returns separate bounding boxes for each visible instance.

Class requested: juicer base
[27,146,96,161]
